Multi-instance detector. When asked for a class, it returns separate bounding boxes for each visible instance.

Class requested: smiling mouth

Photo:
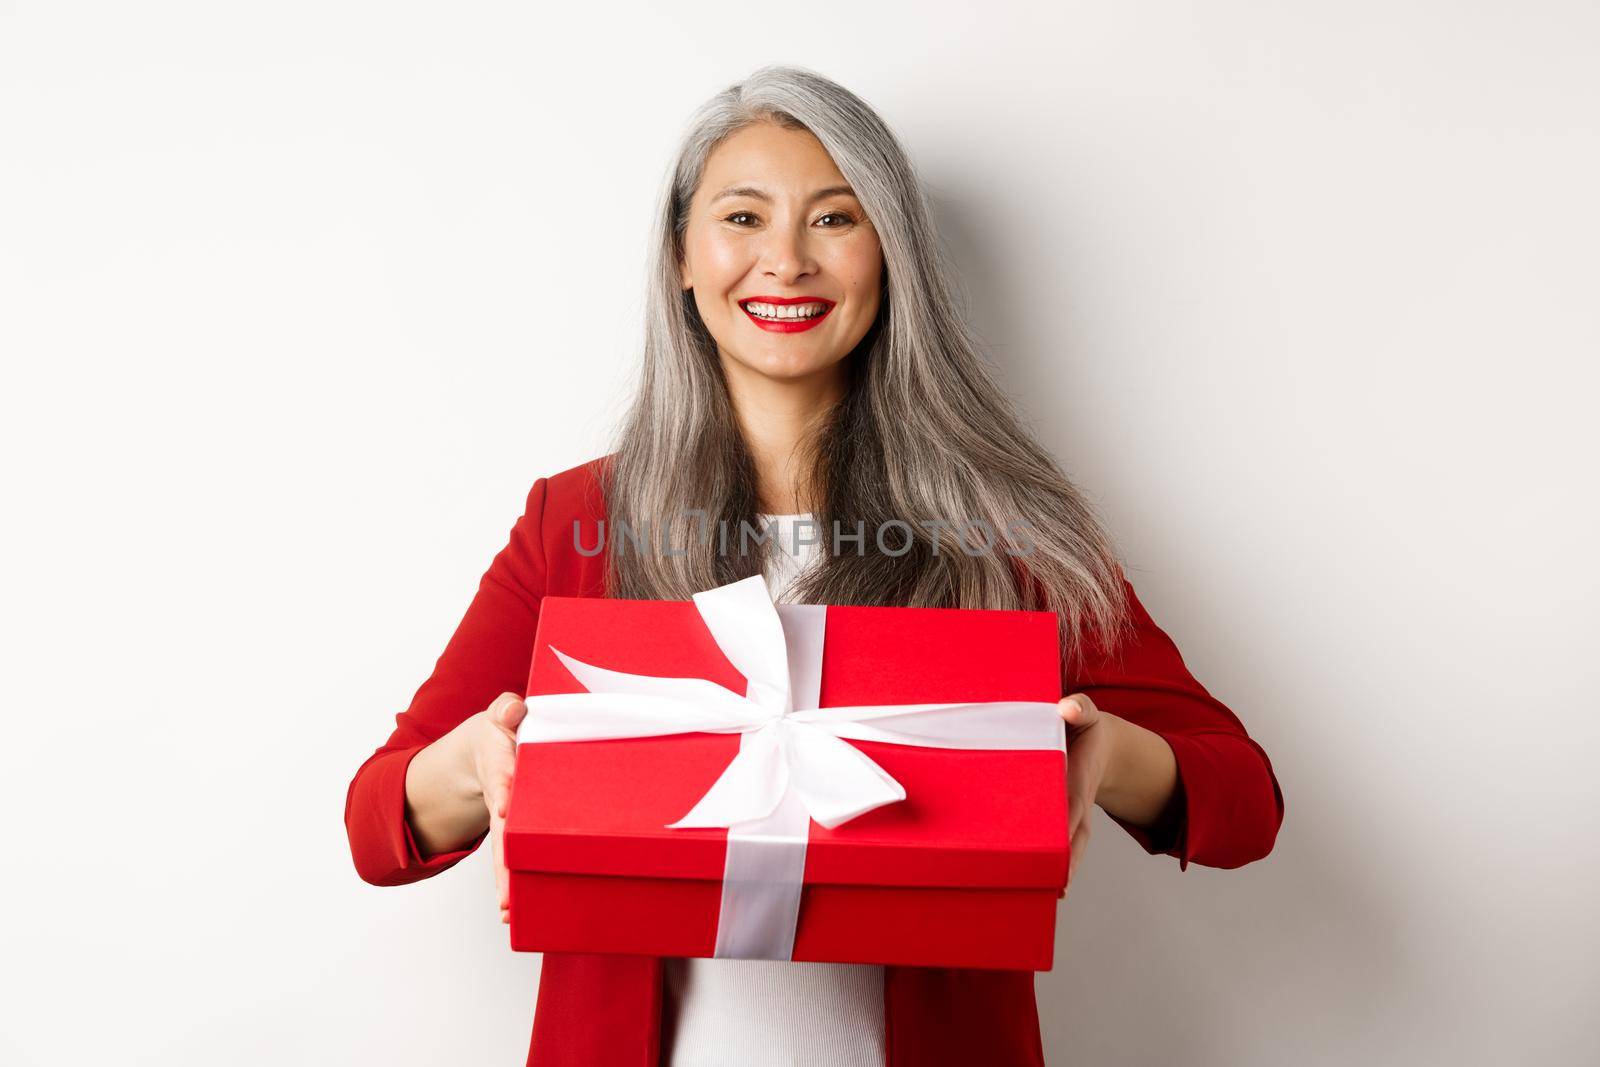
[739,298,835,333]
[740,299,834,321]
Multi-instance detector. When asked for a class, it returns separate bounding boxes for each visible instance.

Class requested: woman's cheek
[699,236,750,287]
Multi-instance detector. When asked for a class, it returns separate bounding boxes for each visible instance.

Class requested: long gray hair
[601,63,1134,673]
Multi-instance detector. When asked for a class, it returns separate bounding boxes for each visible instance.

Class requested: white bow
[517,575,1065,831]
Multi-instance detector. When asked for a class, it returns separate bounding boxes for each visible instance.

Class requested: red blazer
[344,456,1285,1066]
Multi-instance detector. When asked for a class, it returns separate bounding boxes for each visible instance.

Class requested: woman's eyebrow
[710,184,858,204]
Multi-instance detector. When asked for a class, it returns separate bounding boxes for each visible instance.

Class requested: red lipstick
[739,294,836,334]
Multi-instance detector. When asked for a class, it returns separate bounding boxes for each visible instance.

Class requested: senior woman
[345,64,1284,1067]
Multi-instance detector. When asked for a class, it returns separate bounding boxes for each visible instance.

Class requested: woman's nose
[758,223,818,282]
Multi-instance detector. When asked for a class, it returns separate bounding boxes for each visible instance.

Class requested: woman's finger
[493,776,515,821]
[1066,765,1090,842]
[485,727,519,819]
[494,693,529,731]
[490,809,509,912]
[1059,693,1098,730]
[488,751,518,818]
[1068,817,1092,882]
[483,766,499,814]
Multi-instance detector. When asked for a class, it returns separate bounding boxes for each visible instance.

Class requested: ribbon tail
[547,647,760,719]
[666,721,790,828]
[692,577,794,713]
[784,723,907,830]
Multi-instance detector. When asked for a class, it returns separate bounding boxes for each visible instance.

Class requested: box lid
[505,595,1068,891]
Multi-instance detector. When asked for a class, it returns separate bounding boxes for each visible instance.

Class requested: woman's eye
[721,211,855,228]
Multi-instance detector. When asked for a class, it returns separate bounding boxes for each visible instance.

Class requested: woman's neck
[721,353,845,514]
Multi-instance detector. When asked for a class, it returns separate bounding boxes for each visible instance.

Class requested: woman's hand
[1056,694,1185,893]
[464,693,529,925]
[1058,693,1119,891]
[402,691,529,924]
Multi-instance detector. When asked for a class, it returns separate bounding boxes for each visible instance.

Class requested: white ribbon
[517,574,1065,960]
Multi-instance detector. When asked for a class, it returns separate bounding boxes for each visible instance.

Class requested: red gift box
[504,581,1070,971]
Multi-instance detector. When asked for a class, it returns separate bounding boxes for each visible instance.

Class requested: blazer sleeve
[343,476,552,886]
[1066,573,1285,871]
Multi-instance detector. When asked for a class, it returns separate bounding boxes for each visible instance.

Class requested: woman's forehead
[700,124,851,198]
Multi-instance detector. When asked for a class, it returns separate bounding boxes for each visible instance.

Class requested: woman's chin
[726,348,847,384]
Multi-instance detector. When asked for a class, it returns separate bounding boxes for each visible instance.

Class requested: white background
[3,2,1596,1064]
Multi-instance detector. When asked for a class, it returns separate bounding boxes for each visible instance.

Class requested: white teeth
[744,301,828,321]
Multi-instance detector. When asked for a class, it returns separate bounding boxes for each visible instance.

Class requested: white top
[659,512,887,1066]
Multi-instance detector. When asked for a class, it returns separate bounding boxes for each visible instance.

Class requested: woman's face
[679,121,884,386]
